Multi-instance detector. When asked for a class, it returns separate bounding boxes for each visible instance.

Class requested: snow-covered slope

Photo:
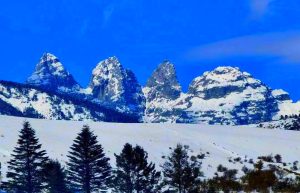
[257,116,300,130]
[26,53,81,92]
[0,81,136,122]
[1,115,300,180]
[86,56,145,119]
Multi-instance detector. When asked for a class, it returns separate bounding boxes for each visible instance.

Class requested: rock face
[145,60,182,101]
[143,60,189,123]
[12,53,300,124]
[25,54,145,121]
[144,65,299,125]
[88,56,145,119]
[26,53,80,92]
[185,66,281,125]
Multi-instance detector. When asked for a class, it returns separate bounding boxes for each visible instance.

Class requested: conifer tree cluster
[111,143,161,193]
[1,122,300,193]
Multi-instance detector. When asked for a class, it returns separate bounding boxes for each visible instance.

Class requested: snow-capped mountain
[87,56,145,119]
[25,54,145,121]
[144,65,300,125]
[185,66,282,125]
[26,53,81,92]
[1,53,300,125]
[0,81,137,122]
[143,60,189,123]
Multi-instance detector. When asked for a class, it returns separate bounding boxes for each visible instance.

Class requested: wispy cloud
[102,4,115,27]
[250,0,274,19]
[186,31,300,63]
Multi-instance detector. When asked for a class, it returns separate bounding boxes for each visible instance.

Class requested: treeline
[0,122,300,193]
[280,114,300,120]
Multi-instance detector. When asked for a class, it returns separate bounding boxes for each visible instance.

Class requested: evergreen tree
[6,121,48,193]
[161,144,203,193]
[209,167,241,193]
[111,143,161,193]
[67,125,111,193]
[42,160,69,193]
[0,162,2,191]
[242,161,277,192]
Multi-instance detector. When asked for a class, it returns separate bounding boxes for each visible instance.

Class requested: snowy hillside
[0,81,136,123]
[1,115,300,180]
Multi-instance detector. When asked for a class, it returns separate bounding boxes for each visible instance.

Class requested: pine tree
[162,144,203,193]
[42,160,69,193]
[242,166,277,192]
[210,168,241,193]
[6,121,48,193]
[111,143,161,193]
[67,125,111,193]
[0,162,2,191]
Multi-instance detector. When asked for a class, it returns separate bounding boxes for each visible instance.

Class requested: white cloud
[102,4,115,27]
[186,31,300,63]
[250,0,274,18]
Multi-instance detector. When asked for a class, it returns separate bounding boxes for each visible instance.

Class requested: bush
[274,154,282,163]
[258,155,274,163]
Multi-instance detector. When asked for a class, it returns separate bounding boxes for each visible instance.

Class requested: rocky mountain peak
[188,66,262,99]
[90,56,122,89]
[88,56,145,119]
[143,60,188,123]
[145,60,182,101]
[272,89,291,101]
[26,53,80,91]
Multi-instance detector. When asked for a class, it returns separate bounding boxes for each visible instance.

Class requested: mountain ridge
[0,52,299,125]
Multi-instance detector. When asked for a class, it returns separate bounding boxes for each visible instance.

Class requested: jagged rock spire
[145,60,182,101]
[143,60,187,123]
[88,56,145,118]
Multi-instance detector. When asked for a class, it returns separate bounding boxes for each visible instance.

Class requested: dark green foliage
[42,160,69,193]
[6,121,48,193]
[254,160,264,170]
[290,118,300,130]
[0,98,24,117]
[209,168,242,193]
[242,161,277,193]
[258,155,274,162]
[67,125,111,193]
[274,154,282,163]
[273,177,300,192]
[0,162,2,191]
[161,144,203,193]
[111,143,161,193]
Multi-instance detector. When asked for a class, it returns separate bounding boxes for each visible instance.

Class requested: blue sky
[1,0,300,100]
